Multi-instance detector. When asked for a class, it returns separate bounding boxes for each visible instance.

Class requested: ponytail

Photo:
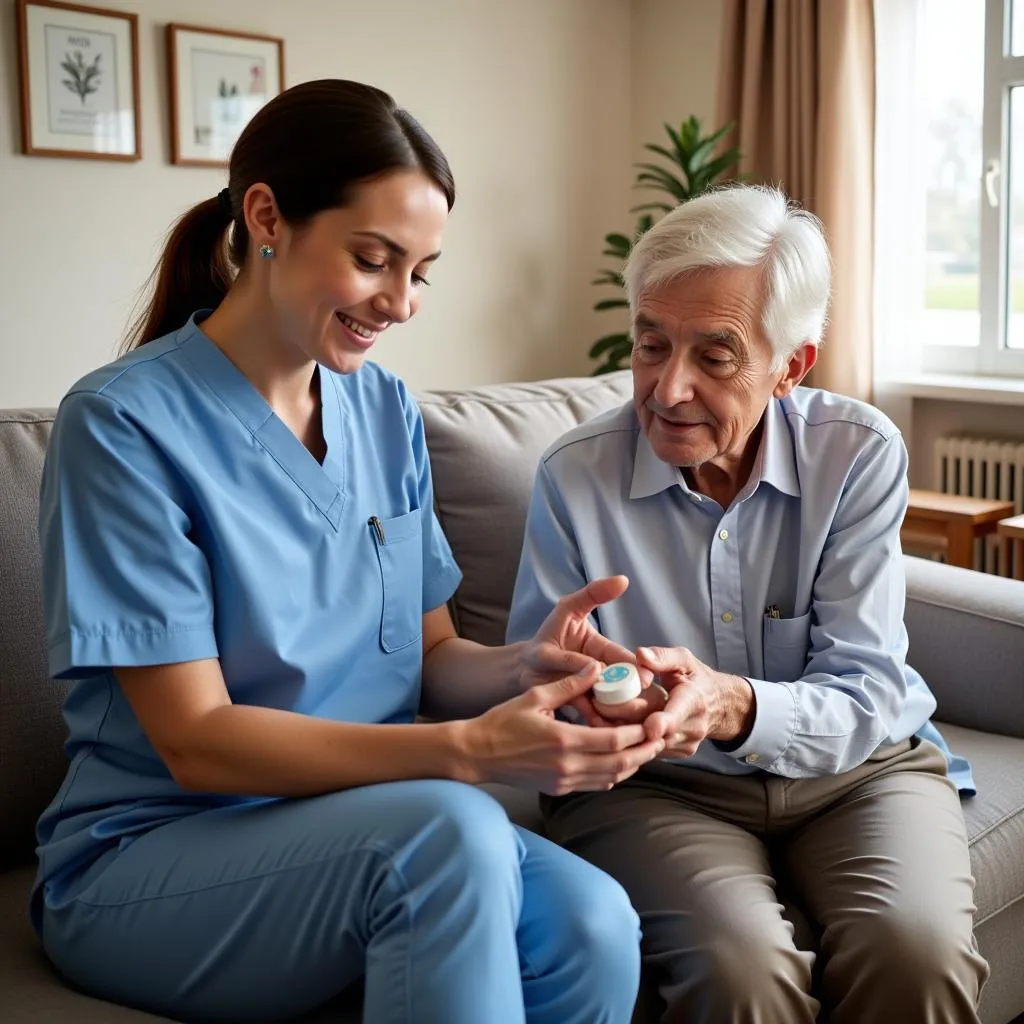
[123,196,233,351]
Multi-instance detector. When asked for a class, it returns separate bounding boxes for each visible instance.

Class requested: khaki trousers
[542,739,989,1024]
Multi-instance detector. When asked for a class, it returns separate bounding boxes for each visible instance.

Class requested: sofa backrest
[418,373,635,646]
[0,374,635,868]
[0,410,67,869]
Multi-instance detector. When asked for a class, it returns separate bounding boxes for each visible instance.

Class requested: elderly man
[506,185,988,1024]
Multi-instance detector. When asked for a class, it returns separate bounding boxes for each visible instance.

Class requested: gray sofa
[2,371,1023,1023]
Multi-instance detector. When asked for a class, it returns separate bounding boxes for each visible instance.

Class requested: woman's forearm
[172,704,476,796]
[419,638,527,720]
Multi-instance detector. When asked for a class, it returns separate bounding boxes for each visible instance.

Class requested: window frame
[920,0,1024,376]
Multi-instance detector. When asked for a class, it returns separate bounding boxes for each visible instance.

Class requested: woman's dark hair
[125,80,455,349]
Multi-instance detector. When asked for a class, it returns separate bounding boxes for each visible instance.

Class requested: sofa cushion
[0,866,363,1023]
[0,865,173,1022]
[940,724,1024,926]
[939,725,1024,1024]
[417,372,633,646]
[0,411,71,869]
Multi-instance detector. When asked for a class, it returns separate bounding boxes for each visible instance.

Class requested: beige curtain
[717,0,875,402]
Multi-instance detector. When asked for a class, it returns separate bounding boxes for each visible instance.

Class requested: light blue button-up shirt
[506,387,973,793]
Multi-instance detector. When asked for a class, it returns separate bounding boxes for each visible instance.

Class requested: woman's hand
[456,663,664,795]
[591,682,669,725]
[519,576,653,726]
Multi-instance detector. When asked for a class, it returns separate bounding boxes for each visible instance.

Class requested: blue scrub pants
[41,780,641,1022]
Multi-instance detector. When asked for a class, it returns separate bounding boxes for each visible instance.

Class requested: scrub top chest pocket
[762,610,812,682]
[368,509,424,652]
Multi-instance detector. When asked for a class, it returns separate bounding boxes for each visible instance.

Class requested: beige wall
[0,0,632,407]
[630,0,724,171]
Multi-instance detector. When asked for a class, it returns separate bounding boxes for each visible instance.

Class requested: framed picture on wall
[15,0,140,160]
[167,23,285,167]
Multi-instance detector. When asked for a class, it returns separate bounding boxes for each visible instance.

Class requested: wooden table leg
[947,523,976,569]
[1014,540,1024,582]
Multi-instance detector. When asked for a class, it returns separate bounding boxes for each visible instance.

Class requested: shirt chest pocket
[762,611,812,682]
[369,509,423,653]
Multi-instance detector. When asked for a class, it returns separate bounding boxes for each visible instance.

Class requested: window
[875,0,1024,378]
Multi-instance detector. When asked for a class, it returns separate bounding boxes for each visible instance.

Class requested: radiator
[932,435,1024,573]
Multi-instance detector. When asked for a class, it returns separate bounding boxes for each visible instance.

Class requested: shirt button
[744,753,760,764]
[719,529,729,541]
[721,611,734,623]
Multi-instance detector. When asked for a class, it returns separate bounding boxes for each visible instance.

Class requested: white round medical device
[592,663,642,705]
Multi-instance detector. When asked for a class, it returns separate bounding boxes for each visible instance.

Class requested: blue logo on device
[601,665,631,683]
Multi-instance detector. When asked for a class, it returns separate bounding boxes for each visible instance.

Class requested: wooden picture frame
[16,0,140,160]
[167,23,285,168]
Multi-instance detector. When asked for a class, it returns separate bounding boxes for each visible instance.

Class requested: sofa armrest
[903,555,1024,738]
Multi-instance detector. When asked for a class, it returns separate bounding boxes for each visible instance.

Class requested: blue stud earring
[259,243,274,259]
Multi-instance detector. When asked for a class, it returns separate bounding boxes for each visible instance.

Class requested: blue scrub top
[33,312,462,925]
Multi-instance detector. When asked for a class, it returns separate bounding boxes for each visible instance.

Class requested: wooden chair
[997,514,1024,581]
[900,489,1015,570]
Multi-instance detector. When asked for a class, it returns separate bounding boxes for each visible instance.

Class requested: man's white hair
[623,185,832,371]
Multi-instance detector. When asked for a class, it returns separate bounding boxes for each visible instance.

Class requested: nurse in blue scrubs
[33,80,663,1023]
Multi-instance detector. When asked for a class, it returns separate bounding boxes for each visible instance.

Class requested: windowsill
[875,373,1024,406]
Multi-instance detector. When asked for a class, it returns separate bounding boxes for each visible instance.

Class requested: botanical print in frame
[16,0,140,160]
[167,24,285,168]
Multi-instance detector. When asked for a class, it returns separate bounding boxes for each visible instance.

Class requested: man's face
[631,266,814,470]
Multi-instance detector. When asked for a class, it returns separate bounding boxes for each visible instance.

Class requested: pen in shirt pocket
[764,605,781,619]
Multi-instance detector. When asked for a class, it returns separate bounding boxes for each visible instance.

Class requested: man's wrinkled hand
[634,646,755,757]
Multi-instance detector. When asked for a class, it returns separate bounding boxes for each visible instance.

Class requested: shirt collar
[758,396,800,497]
[628,397,800,501]
[629,427,682,499]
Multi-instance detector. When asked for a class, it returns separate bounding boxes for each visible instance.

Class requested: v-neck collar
[177,313,347,530]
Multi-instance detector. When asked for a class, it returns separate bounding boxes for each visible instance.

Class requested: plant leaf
[628,201,673,215]
[588,332,631,358]
[642,143,678,165]
[635,169,686,193]
[700,150,742,180]
[687,137,719,170]
[635,172,687,202]
[594,298,629,311]
[634,160,684,179]
[700,121,735,148]
[681,117,701,148]
[688,167,711,190]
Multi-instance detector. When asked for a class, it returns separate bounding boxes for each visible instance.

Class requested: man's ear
[773,342,818,399]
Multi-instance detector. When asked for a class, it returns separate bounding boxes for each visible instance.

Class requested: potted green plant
[589,118,741,374]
